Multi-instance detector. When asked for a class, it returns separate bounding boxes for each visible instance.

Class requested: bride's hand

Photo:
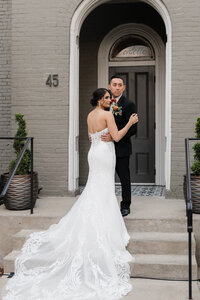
[129,113,138,125]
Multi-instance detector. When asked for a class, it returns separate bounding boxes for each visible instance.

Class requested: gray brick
[0,0,11,173]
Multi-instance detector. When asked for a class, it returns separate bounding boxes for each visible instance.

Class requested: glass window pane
[116,45,152,58]
[109,35,154,61]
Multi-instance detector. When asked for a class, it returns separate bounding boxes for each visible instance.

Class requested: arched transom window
[109,35,155,61]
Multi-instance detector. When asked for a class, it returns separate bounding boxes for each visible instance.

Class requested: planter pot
[183,175,200,214]
[1,172,38,210]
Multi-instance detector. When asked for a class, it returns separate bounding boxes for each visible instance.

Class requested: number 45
[46,74,59,87]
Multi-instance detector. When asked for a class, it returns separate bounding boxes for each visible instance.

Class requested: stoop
[1,196,199,281]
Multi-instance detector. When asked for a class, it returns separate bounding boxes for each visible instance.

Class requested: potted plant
[184,117,200,213]
[1,113,38,210]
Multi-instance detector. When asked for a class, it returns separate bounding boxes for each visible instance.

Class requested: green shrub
[191,160,200,176]
[191,117,200,175]
[193,142,200,161]
[9,114,31,175]
[195,117,200,138]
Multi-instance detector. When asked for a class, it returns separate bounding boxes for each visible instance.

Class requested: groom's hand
[101,133,113,142]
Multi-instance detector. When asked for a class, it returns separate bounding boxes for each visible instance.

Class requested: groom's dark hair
[109,75,124,84]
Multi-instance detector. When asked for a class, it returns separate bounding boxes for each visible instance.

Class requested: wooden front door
[109,66,155,183]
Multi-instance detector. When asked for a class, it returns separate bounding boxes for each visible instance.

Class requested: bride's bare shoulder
[87,110,95,119]
[104,110,113,118]
[87,109,112,121]
[103,110,112,116]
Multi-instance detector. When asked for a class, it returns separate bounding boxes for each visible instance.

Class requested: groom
[102,75,137,217]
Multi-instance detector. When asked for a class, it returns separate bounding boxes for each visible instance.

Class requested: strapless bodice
[89,128,109,143]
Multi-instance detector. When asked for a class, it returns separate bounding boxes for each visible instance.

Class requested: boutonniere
[112,105,122,116]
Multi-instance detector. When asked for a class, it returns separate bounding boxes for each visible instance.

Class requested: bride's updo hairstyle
[90,88,110,107]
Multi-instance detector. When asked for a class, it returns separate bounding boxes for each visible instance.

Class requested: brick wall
[10,0,79,195]
[0,0,11,174]
[163,0,200,197]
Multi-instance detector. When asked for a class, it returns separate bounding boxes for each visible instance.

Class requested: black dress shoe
[121,208,130,217]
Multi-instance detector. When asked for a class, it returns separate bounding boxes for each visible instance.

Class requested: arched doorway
[68,0,171,194]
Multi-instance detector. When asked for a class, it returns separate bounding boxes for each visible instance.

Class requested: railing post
[187,201,193,300]
[30,137,34,214]
[185,138,193,300]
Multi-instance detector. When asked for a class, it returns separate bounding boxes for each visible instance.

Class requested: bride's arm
[106,112,138,142]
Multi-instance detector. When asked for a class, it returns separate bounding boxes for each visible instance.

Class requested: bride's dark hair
[90,88,110,107]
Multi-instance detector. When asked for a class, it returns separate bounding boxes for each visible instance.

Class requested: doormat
[116,185,165,196]
[79,185,165,197]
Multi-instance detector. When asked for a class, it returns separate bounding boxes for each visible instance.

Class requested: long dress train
[2,128,134,300]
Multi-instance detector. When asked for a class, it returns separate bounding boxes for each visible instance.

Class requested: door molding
[109,61,155,67]
[98,23,165,186]
[69,0,172,192]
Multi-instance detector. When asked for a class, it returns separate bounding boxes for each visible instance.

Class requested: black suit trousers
[115,156,131,209]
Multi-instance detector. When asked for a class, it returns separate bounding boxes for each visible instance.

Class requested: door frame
[69,0,172,193]
[98,23,165,186]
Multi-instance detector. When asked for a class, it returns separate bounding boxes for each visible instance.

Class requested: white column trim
[69,0,172,192]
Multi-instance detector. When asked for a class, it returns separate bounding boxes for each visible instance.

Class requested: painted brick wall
[0,0,11,174]
[10,0,80,195]
[163,0,200,197]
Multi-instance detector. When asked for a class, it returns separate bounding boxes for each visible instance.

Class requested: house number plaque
[46,74,59,87]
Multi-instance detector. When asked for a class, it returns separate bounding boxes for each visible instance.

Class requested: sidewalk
[1,277,200,300]
[125,278,200,300]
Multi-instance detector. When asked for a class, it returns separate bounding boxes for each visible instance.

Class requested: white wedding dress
[2,128,134,300]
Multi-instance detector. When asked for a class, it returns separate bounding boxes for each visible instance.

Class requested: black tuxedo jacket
[113,95,137,157]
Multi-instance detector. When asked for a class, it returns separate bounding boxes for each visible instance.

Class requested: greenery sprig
[191,117,200,175]
[9,114,31,175]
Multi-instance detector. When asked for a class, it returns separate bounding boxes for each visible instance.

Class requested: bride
[2,88,138,300]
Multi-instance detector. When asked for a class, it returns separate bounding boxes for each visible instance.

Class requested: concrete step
[124,217,187,233]
[124,278,200,300]
[0,276,9,295]
[13,229,195,256]
[12,229,41,250]
[4,251,198,281]
[0,208,187,258]
[3,250,19,273]
[130,254,198,280]
[127,232,196,255]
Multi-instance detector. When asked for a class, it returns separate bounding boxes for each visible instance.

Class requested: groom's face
[109,78,125,98]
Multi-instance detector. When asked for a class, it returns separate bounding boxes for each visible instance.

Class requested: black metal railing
[0,137,34,214]
[185,138,200,300]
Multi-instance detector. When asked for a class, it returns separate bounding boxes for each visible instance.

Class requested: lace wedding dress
[2,128,134,300]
